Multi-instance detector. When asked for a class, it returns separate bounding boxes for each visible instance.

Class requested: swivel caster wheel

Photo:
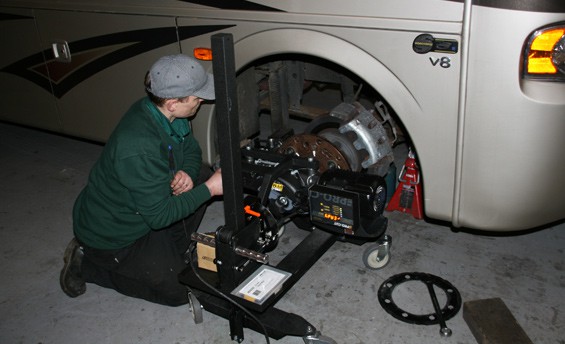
[362,235,391,270]
[187,290,204,324]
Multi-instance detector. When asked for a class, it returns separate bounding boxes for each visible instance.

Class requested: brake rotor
[277,133,350,172]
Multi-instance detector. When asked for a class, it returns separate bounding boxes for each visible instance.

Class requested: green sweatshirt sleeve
[180,128,202,180]
[115,154,210,230]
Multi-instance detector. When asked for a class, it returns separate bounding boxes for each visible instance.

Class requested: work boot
[60,238,86,297]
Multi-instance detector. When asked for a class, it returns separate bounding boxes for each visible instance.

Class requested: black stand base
[179,228,337,341]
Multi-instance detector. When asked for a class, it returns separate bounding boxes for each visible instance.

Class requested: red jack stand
[386,149,423,219]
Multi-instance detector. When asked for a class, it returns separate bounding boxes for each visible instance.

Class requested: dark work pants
[79,166,212,306]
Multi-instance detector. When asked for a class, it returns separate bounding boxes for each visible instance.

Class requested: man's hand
[171,170,194,196]
[204,169,223,197]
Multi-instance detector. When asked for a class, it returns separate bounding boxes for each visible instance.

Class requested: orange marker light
[194,47,213,61]
[527,28,565,75]
[531,28,565,51]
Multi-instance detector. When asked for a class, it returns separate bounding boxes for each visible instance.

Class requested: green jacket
[73,97,211,249]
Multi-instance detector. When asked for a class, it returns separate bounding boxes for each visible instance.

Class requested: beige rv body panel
[1,0,564,231]
[458,6,565,229]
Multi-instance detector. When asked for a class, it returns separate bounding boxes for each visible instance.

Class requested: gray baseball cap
[147,54,215,100]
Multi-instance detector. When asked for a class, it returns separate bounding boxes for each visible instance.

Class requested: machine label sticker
[232,266,291,305]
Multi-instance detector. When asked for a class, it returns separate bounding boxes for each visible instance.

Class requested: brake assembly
[240,137,388,241]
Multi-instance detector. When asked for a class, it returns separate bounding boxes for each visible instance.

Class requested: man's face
[175,96,203,119]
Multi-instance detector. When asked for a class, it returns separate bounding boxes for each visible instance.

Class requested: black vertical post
[211,33,244,303]
[211,33,245,235]
[211,32,246,343]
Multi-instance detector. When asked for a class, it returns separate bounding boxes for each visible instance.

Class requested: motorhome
[1,0,564,231]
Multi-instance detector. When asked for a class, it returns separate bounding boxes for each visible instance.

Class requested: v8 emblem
[429,57,451,68]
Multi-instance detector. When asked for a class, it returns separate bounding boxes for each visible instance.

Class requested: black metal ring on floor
[377,272,461,325]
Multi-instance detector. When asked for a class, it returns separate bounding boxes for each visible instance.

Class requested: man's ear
[164,99,178,113]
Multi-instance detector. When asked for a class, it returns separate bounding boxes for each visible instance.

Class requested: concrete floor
[1,121,564,344]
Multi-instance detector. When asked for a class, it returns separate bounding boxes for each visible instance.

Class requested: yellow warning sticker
[271,182,284,192]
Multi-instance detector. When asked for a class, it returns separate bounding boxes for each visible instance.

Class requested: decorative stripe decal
[1,25,234,98]
[178,0,283,12]
[448,0,565,13]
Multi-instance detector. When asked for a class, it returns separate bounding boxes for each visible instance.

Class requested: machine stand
[179,33,387,343]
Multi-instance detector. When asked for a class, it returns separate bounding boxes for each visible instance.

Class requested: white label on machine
[232,265,291,305]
